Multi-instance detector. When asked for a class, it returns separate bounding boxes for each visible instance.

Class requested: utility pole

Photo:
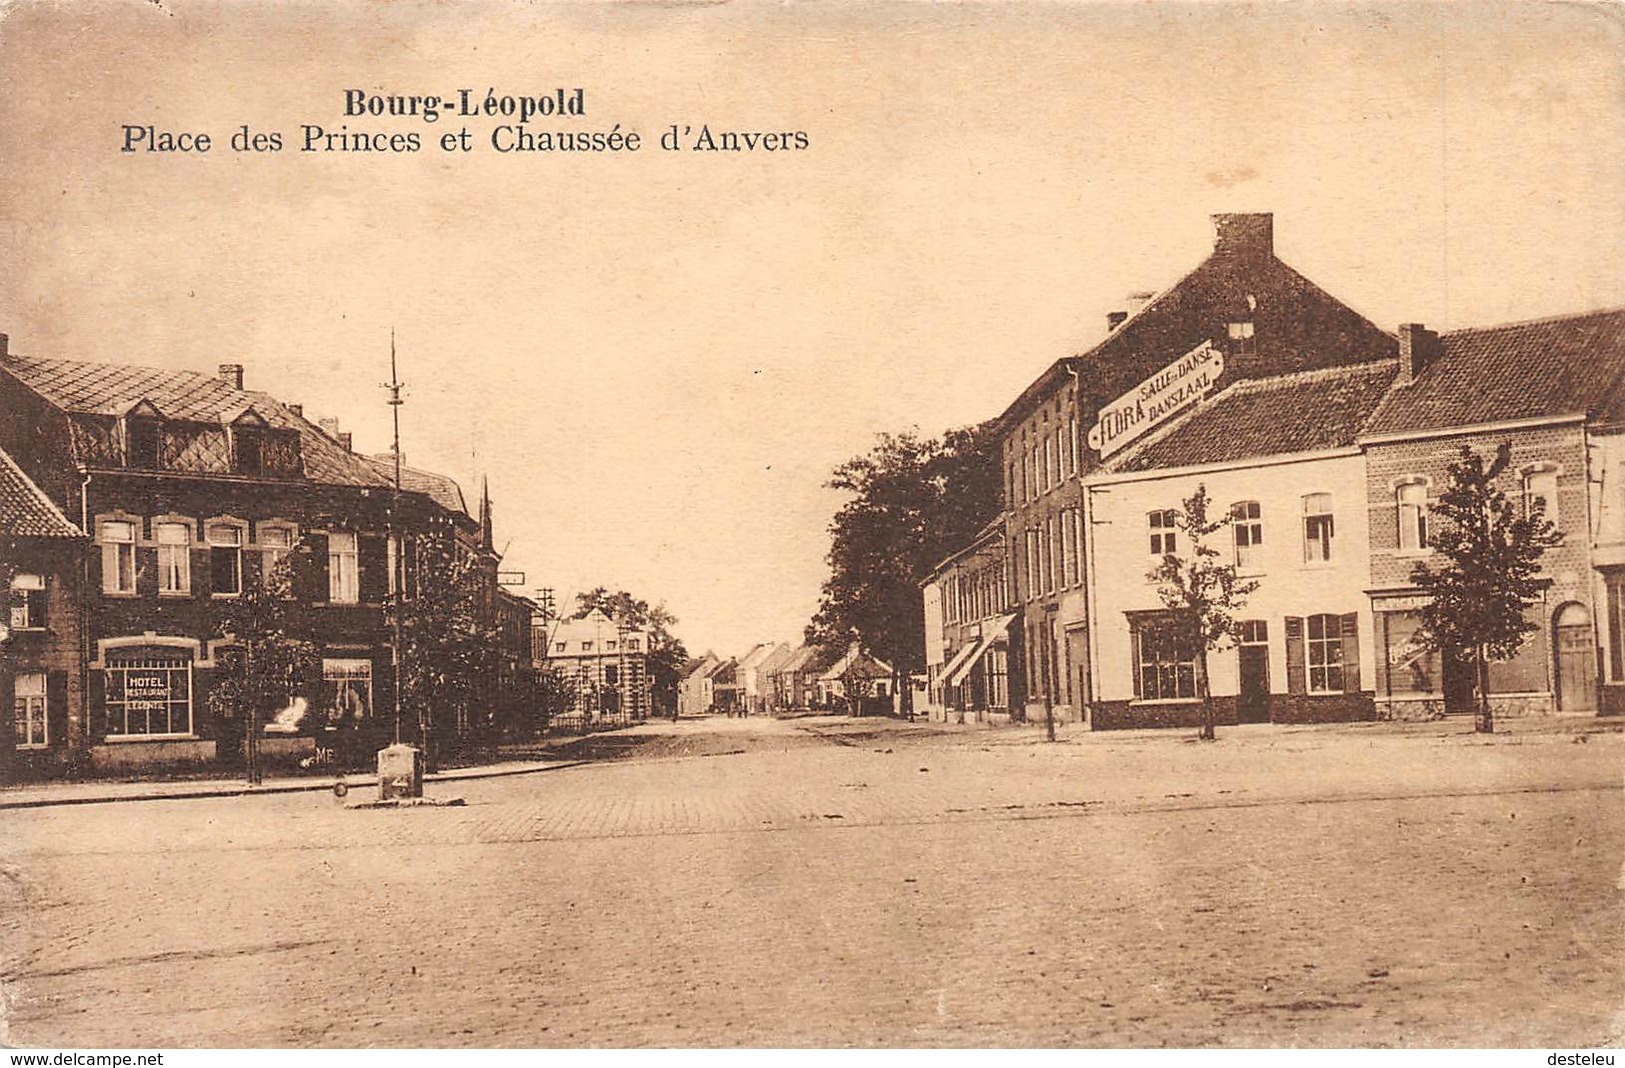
[384,329,407,748]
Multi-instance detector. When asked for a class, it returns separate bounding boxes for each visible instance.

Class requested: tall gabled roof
[1106,360,1397,474]
[1362,308,1625,437]
[0,445,83,539]
[1,353,390,488]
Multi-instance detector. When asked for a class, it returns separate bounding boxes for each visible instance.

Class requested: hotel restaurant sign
[1087,339,1225,458]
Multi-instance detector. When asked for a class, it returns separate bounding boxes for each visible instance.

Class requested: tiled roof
[1362,308,1625,436]
[1108,360,1398,473]
[2,354,390,488]
[0,446,83,539]
[365,455,470,517]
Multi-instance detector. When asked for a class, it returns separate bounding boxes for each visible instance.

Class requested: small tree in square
[1409,441,1563,733]
[209,551,319,783]
[1147,484,1260,741]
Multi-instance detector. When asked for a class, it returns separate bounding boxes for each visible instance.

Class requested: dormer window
[234,426,264,475]
[126,416,161,468]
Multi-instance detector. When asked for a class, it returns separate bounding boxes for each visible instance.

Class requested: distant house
[813,642,893,712]
[677,652,720,718]
[750,643,797,714]
[539,607,652,720]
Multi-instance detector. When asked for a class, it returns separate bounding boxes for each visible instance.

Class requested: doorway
[1237,620,1270,723]
[1555,602,1598,712]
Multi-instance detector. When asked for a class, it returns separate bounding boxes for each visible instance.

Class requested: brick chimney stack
[337,432,352,452]
[218,363,244,390]
[1211,213,1274,259]
[0,333,8,360]
[287,403,303,417]
[1106,310,1128,332]
[1397,323,1441,384]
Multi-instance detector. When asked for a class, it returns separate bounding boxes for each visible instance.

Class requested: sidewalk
[0,754,586,811]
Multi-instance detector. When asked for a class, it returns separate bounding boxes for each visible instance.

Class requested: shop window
[103,649,193,737]
[208,523,243,596]
[1307,614,1345,693]
[1133,620,1197,701]
[327,532,359,603]
[155,521,192,595]
[1382,611,1440,695]
[1523,467,1559,527]
[13,672,47,748]
[9,573,45,630]
[1149,510,1178,557]
[1302,494,1335,563]
[321,658,373,726]
[99,519,137,594]
[1397,481,1429,552]
[1231,501,1263,568]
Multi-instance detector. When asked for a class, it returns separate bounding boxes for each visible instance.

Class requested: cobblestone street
[2,715,1622,1047]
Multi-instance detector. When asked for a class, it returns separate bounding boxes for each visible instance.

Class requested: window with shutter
[1284,616,1307,695]
[1340,613,1361,693]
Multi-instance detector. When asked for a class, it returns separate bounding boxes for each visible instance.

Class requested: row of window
[1019,507,1085,601]
[1009,417,1083,505]
[1132,613,1355,700]
[121,414,284,476]
[550,638,642,654]
[942,558,1010,626]
[97,516,298,598]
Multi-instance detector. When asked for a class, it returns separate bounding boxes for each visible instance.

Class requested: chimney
[287,403,303,417]
[337,432,352,452]
[1124,291,1155,316]
[318,416,340,438]
[1106,310,1129,332]
[1396,323,1440,384]
[1211,213,1274,259]
[218,363,244,390]
[0,333,8,360]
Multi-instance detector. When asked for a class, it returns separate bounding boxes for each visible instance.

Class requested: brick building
[1359,312,1625,719]
[1,445,87,776]
[0,340,522,775]
[921,519,1020,722]
[985,213,1397,723]
[537,607,652,721]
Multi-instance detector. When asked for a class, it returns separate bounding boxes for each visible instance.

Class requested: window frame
[1302,493,1335,565]
[206,520,246,598]
[154,519,193,596]
[1395,480,1430,553]
[98,517,139,596]
[9,573,46,631]
[1522,465,1560,527]
[1230,501,1263,569]
[1148,509,1178,558]
[13,671,47,749]
[1132,620,1198,702]
[1306,613,1345,693]
[327,530,360,604]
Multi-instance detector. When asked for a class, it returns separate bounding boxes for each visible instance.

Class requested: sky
[2,1,1622,657]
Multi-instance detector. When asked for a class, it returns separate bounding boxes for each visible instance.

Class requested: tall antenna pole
[385,328,406,746]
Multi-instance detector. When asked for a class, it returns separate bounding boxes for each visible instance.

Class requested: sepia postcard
[1,0,1623,1053]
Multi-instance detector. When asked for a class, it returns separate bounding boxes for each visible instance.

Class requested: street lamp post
[1043,601,1059,743]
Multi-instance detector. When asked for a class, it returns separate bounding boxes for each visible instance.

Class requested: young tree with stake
[1146,484,1260,741]
[1408,442,1562,733]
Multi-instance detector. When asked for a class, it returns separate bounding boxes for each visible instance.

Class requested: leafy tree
[208,552,319,783]
[808,422,1001,716]
[1409,442,1563,733]
[391,535,502,761]
[1146,484,1260,741]
[573,587,689,716]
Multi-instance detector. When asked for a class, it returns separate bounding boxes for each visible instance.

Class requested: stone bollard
[377,743,424,801]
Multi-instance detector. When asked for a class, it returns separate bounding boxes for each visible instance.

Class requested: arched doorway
[1554,602,1598,712]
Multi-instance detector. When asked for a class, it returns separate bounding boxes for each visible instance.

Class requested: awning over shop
[944,613,1016,689]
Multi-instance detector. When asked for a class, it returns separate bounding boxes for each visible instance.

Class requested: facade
[1,445,87,777]
[769,644,820,711]
[733,642,782,714]
[1358,313,1625,720]
[1084,361,1395,729]
[540,607,652,720]
[921,520,1020,723]
[677,652,720,718]
[0,341,521,775]
[996,213,1398,725]
[750,643,797,714]
[812,643,893,712]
